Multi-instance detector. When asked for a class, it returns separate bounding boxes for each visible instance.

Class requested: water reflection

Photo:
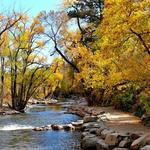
[29,104,63,112]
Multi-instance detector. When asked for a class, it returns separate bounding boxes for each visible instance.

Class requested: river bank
[67,101,150,150]
[0,98,60,116]
[0,106,20,115]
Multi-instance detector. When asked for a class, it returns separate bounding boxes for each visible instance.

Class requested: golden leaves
[36,41,45,47]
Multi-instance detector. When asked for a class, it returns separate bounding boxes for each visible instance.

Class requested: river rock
[51,124,63,130]
[96,139,109,150]
[131,135,147,150]
[101,129,114,139]
[139,136,150,146]
[92,110,105,116]
[72,120,83,127]
[81,132,91,139]
[119,139,131,148]
[105,133,119,146]
[96,127,107,136]
[33,127,44,131]
[46,99,58,104]
[141,145,150,150]
[63,124,75,131]
[83,115,98,123]
[72,121,83,130]
[82,122,104,131]
[45,125,52,130]
[81,136,98,150]
[89,128,98,134]
[130,133,141,141]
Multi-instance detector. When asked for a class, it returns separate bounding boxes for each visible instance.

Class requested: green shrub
[134,105,145,117]
[113,91,135,112]
[140,94,150,116]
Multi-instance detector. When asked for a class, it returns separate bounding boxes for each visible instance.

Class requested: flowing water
[0,104,82,150]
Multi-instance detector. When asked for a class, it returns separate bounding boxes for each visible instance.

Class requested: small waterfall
[0,124,34,131]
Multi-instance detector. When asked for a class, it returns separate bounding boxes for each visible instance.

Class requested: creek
[0,103,82,150]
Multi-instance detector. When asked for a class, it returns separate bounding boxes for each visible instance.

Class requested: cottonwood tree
[61,0,150,107]
[39,11,80,73]
[35,58,64,99]
[83,0,150,105]
[0,12,22,108]
[7,15,49,111]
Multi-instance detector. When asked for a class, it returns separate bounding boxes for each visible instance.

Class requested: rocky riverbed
[67,102,150,150]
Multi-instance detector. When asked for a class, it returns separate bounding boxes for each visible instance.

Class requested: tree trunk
[0,56,4,108]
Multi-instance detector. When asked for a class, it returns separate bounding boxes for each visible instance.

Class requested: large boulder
[105,133,119,146]
[101,129,114,139]
[131,135,147,150]
[96,139,109,150]
[96,127,107,136]
[81,132,91,139]
[130,133,141,141]
[81,135,98,150]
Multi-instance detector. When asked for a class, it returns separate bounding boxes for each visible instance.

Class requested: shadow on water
[0,104,82,150]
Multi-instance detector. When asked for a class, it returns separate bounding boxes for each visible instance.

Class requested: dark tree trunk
[0,56,5,108]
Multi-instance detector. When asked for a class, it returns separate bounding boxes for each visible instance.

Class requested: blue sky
[0,0,63,16]
[0,0,64,64]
